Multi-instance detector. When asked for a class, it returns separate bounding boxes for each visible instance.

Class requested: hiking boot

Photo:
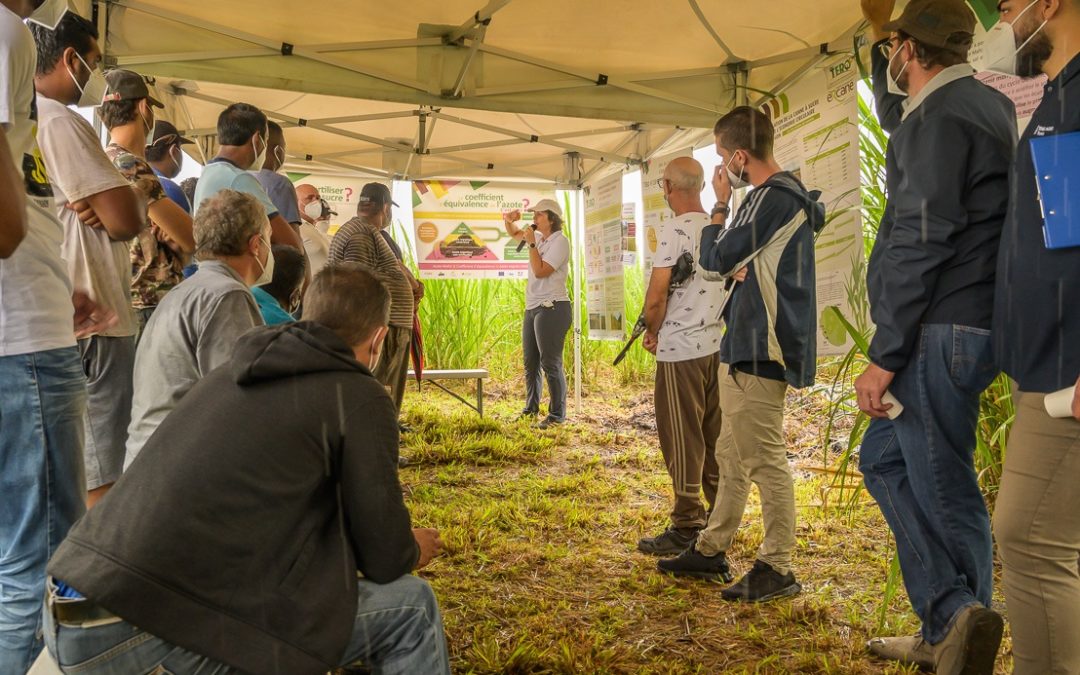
[536,416,564,429]
[934,605,1003,675]
[720,560,801,603]
[637,527,698,556]
[656,546,735,583]
[867,635,935,671]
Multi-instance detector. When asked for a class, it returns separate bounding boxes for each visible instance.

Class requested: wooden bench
[408,369,490,417]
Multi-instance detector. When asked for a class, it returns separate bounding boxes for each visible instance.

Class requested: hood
[231,321,369,386]
[766,171,827,234]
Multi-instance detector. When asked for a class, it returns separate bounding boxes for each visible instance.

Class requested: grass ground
[396,377,1013,674]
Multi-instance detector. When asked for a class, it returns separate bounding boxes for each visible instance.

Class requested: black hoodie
[48,322,419,675]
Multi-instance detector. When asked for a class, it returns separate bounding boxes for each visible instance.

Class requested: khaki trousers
[373,326,412,414]
[654,352,722,530]
[993,390,1080,675]
[696,364,795,574]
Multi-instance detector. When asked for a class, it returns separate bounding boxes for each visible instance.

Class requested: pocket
[950,325,997,393]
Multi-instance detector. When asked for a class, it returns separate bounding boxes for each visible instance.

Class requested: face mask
[141,108,157,145]
[249,135,267,172]
[273,146,286,172]
[726,153,750,190]
[67,52,107,107]
[252,234,274,287]
[887,42,911,97]
[27,0,70,28]
[981,0,1047,76]
[302,200,323,222]
[367,326,386,371]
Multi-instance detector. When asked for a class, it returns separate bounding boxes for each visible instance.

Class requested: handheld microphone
[516,224,537,252]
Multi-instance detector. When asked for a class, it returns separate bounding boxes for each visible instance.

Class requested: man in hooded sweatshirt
[43,262,449,675]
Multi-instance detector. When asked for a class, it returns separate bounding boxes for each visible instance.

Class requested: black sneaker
[637,527,698,556]
[657,546,735,582]
[720,560,801,603]
[398,422,412,434]
[517,409,539,420]
[536,415,564,429]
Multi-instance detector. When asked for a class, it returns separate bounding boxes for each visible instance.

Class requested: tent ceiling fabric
[94,0,867,183]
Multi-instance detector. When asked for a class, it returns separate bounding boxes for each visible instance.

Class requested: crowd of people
[1,0,1079,673]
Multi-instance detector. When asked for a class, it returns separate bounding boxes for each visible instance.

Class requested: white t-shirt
[651,212,724,362]
[0,8,75,356]
[37,95,137,337]
[525,230,570,310]
[299,221,330,276]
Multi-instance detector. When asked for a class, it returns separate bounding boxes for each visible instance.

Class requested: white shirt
[525,230,570,310]
[651,212,724,362]
[0,8,75,356]
[37,95,137,337]
[299,221,330,276]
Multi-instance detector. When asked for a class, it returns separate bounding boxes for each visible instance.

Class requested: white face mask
[725,153,750,190]
[981,0,1047,76]
[367,326,386,371]
[167,144,183,177]
[67,52,107,108]
[302,200,323,222]
[887,43,911,97]
[252,234,274,287]
[141,108,157,145]
[26,0,70,29]
[249,135,267,172]
[273,146,286,173]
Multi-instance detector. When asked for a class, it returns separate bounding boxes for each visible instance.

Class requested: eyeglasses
[877,38,900,60]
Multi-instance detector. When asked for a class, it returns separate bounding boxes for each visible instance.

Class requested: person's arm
[340,392,422,581]
[642,265,672,354]
[700,186,790,276]
[70,185,146,242]
[195,290,262,375]
[0,126,25,258]
[147,198,195,254]
[862,0,904,133]
[269,212,303,250]
[527,229,564,279]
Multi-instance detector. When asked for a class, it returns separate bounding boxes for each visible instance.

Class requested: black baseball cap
[102,69,164,108]
[149,120,194,149]
[883,0,975,54]
[359,182,398,207]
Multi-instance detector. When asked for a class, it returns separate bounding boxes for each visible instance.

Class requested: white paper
[1044,387,1076,419]
[882,390,904,420]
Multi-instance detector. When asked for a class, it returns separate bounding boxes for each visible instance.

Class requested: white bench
[408,369,489,416]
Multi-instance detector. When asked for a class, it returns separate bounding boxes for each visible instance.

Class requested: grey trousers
[373,325,412,414]
[522,301,572,420]
[77,335,135,490]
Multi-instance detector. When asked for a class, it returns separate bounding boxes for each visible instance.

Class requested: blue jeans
[45,575,450,675]
[523,301,572,420]
[0,348,87,673]
[859,324,997,644]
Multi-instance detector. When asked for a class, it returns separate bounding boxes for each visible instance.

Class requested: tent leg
[573,189,583,416]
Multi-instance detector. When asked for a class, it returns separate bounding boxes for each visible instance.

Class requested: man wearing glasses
[855,1,1016,673]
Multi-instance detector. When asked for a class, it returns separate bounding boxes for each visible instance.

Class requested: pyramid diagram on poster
[426,223,499,260]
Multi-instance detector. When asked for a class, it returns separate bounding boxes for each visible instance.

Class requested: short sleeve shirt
[252,169,300,224]
[651,212,723,362]
[524,231,570,310]
[193,159,280,220]
[0,8,75,356]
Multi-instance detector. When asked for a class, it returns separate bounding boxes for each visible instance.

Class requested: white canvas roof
[87,0,869,184]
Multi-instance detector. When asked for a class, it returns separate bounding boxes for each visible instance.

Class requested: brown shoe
[934,605,1004,675]
[867,635,935,671]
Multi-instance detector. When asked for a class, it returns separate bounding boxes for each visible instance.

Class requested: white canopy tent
[84,0,871,185]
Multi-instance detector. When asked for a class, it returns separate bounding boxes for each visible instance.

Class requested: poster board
[583,174,625,340]
[640,149,693,278]
[286,173,390,237]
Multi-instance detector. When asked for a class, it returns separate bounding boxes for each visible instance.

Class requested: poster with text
[286,173,390,237]
[622,202,637,266]
[765,53,864,356]
[583,174,625,340]
[411,181,556,279]
[640,149,693,278]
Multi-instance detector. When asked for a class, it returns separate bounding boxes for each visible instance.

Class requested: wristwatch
[529,242,537,249]
[711,203,730,218]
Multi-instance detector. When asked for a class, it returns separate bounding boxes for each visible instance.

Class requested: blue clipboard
[1030,131,1080,249]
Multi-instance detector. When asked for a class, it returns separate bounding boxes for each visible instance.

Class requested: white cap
[527,198,563,219]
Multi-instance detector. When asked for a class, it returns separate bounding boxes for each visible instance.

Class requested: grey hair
[194,189,268,258]
[664,157,705,192]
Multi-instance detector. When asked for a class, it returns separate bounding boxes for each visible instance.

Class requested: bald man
[637,157,727,558]
[295,183,331,275]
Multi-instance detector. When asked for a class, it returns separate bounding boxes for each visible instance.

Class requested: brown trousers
[654,352,722,529]
[373,325,412,414]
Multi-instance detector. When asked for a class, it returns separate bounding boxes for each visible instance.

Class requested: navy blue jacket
[700,172,825,389]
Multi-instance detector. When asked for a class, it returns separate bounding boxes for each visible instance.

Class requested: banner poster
[583,174,625,340]
[764,53,864,356]
[640,149,693,278]
[286,173,389,237]
[410,181,556,279]
[622,202,637,266]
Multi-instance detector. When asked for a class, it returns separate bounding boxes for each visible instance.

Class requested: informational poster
[622,202,637,266]
[765,53,864,356]
[410,181,556,279]
[286,172,389,236]
[640,149,692,278]
[583,174,625,340]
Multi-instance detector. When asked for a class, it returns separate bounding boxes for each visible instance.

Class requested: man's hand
[712,165,732,207]
[855,362,896,419]
[642,330,658,355]
[72,291,118,339]
[413,528,444,570]
[1072,375,1080,421]
[733,267,748,283]
[860,0,896,42]
[68,200,103,230]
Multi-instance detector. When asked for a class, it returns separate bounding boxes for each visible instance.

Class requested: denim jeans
[0,348,87,674]
[522,301,572,420]
[859,324,997,644]
[44,575,450,675]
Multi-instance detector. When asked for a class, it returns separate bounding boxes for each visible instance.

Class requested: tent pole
[573,189,583,416]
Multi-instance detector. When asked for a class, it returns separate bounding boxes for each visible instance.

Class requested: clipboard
[1030,131,1080,249]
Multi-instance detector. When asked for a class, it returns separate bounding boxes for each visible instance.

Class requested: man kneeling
[43,264,449,674]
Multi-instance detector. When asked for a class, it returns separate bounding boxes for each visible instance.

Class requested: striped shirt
[328,217,413,328]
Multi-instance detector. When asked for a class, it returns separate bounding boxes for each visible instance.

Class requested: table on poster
[583,173,625,340]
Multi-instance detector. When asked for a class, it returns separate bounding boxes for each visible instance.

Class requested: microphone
[516,224,537,252]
